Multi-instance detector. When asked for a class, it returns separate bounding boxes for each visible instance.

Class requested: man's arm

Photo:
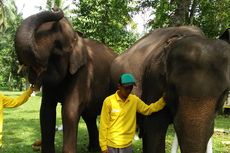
[137,97,166,115]
[2,86,37,108]
[148,97,166,113]
[2,87,33,108]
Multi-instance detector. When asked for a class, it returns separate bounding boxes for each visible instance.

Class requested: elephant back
[111,26,204,96]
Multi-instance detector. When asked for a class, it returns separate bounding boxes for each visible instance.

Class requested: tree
[195,0,230,38]
[0,0,5,30]
[71,0,139,53]
[137,0,230,38]
[0,0,23,90]
[0,0,20,31]
[169,0,192,26]
[43,0,75,17]
[36,0,141,52]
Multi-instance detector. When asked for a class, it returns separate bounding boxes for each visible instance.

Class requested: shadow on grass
[2,116,230,153]
[1,116,99,153]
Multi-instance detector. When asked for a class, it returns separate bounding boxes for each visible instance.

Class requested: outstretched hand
[30,84,40,92]
[163,92,166,100]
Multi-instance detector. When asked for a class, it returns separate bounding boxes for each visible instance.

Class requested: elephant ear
[76,30,85,38]
[69,37,87,75]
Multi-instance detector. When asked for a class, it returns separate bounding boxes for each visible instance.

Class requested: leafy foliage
[195,0,230,38]
[0,0,230,89]
[0,0,23,90]
[45,0,75,17]
[0,0,21,30]
[137,0,230,38]
[71,0,139,53]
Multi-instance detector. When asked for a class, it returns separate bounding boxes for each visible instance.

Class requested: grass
[1,91,230,153]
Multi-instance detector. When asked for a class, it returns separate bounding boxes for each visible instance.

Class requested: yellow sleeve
[2,87,33,108]
[149,97,166,113]
[137,97,166,115]
[99,97,110,151]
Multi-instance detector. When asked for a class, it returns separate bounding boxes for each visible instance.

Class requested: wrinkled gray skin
[111,26,230,153]
[15,10,116,153]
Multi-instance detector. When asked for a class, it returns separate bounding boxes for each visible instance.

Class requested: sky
[15,0,150,34]
[15,0,46,18]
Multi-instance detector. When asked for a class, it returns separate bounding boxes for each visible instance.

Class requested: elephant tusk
[17,64,26,74]
[206,137,213,153]
[170,133,213,153]
[171,133,179,153]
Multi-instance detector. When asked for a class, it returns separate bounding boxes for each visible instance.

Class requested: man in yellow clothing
[0,85,37,148]
[99,73,166,153]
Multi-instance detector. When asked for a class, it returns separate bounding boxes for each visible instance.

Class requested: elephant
[219,28,230,43]
[15,9,117,153]
[110,26,230,153]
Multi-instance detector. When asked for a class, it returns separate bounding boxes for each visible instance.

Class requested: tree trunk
[188,0,198,24]
[170,0,191,26]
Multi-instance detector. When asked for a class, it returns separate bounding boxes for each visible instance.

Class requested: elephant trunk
[174,96,216,153]
[15,10,64,65]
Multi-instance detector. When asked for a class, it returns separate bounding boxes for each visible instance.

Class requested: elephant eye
[54,40,63,50]
[53,41,63,55]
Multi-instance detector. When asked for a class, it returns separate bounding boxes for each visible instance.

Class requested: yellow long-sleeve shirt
[0,88,33,147]
[99,91,166,151]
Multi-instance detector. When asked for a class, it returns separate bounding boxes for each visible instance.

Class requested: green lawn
[1,92,230,153]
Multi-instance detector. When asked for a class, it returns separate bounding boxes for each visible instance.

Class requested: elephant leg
[142,108,171,153]
[62,100,82,153]
[82,114,100,152]
[40,99,57,153]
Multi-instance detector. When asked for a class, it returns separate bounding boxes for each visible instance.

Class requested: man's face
[118,84,134,98]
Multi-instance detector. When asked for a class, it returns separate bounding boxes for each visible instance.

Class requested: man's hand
[163,92,166,99]
[162,92,168,102]
[30,84,40,92]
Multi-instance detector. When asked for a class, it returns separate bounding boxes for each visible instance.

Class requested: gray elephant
[219,28,230,43]
[15,10,117,153]
[110,26,230,153]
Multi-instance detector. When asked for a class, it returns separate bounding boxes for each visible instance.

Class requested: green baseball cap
[120,73,136,85]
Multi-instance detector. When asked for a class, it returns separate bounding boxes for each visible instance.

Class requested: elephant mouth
[31,66,47,87]
[18,64,46,88]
